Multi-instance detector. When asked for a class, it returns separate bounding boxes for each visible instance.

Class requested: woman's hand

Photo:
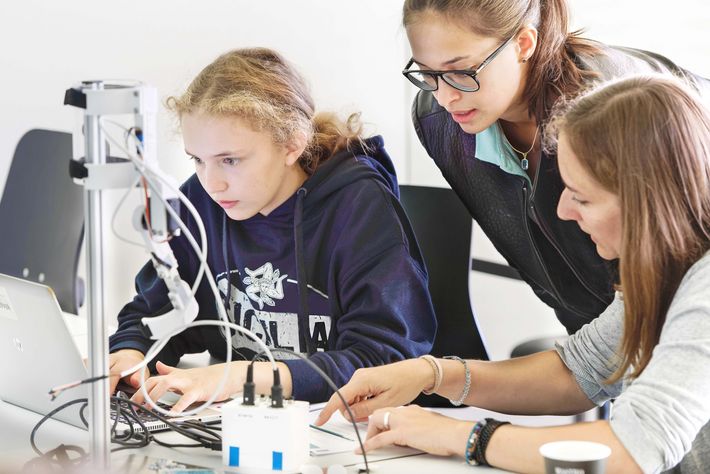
[315,358,435,426]
[130,361,240,413]
[108,349,148,394]
[361,405,472,457]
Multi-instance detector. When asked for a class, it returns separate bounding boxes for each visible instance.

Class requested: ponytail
[300,112,367,175]
[524,0,600,121]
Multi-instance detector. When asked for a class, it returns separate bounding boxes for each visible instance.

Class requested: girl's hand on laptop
[130,360,294,414]
[108,349,149,394]
[130,361,241,414]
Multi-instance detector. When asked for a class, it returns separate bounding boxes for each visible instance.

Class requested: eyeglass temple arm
[475,35,515,75]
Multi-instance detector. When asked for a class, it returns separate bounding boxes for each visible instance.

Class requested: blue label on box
[229,446,240,466]
[272,451,283,470]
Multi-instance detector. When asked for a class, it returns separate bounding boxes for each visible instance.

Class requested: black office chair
[399,185,489,407]
[0,129,85,314]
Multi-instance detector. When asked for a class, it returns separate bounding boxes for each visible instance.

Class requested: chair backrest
[400,185,488,407]
[0,129,84,314]
[399,185,488,360]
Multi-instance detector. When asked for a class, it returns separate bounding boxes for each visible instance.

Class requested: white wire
[94,119,145,247]
[101,127,207,295]
[110,174,144,248]
[101,124,276,416]
[102,125,231,413]
[131,173,279,415]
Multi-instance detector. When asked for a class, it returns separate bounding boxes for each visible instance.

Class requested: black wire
[49,374,110,401]
[117,394,139,441]
[30,398,88,456]
[25,394,223,471]
[79,402,88,427]
[26,398,90,473]
[150,251,172,269]
[108,397,221,450]
[110,397,122,437]
[180,419,222,438]
[111,394,149,447]
[31,351,366,466]
[250,348,370,473]
[22,444,88,473]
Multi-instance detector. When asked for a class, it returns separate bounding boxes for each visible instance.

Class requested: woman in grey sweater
[316,75,710,473]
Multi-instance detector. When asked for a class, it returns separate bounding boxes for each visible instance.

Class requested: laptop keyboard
[111,400,173,423]
[109,396,179,435]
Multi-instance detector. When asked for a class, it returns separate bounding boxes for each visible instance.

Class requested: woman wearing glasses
[400,0,709,334]
[318,75,710,473]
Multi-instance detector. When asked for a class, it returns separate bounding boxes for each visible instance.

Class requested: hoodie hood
[292,135,396,354]
[221,135,399,356]
[302,135,398,204]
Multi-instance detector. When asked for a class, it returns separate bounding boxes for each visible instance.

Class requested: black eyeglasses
[402,35,515,93]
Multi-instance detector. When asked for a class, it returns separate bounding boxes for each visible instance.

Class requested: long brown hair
[547,76,710,382]
[402,0,600,122]
[167,47,365,175]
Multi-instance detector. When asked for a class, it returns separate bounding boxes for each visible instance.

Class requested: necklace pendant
[521,157,529,171]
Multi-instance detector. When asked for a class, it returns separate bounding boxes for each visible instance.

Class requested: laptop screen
[0,273,89,427]
[0,272,222,433]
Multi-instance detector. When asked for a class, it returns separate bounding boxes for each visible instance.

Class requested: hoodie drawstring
[222,213,231,314]
[294,187,315,355]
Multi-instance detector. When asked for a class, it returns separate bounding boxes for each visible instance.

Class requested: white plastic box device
[222,397,310,471]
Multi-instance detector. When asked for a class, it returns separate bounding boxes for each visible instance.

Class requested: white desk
[0,400,510,473]
[0,315,578,473]
[1,392,586,474]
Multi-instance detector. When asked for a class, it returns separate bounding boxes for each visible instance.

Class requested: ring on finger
[383,411,391,430]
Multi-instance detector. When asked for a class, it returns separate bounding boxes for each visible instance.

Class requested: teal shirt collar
[475,122,531,184]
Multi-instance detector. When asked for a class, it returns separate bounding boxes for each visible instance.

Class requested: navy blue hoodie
[109,136,437,402]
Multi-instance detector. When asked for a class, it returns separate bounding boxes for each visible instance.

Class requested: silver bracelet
[443,355,470,406]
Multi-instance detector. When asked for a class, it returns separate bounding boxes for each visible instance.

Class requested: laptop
[0,272,221,434]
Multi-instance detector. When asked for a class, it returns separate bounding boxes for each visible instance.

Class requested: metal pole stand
[64,80,158,472]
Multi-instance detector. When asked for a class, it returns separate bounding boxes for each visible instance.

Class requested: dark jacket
[109,136,437,402]
[412,44,710,333]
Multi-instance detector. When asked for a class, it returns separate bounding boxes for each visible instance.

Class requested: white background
[1,1,709,359]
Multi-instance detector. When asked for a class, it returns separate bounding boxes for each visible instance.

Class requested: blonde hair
[402,0,600,122]
[167,47,365,174]
[547,76,710,382]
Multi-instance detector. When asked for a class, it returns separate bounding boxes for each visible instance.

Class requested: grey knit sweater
[557,251,710,473]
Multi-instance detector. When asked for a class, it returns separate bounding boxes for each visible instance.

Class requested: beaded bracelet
[443,355,470,406]
[464,421,485,465]
[419,355,443,395]
[474,418,511,466]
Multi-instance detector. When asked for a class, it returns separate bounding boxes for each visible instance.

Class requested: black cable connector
[271,367,283,408]
[242,363,255,405]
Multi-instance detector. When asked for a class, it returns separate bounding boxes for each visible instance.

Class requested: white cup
[539,441,611,474]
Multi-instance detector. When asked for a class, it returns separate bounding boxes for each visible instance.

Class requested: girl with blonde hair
[108,47,436,408]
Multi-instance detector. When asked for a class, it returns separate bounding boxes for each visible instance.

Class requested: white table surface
[0,314,580,473]
[0,399,521,473]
